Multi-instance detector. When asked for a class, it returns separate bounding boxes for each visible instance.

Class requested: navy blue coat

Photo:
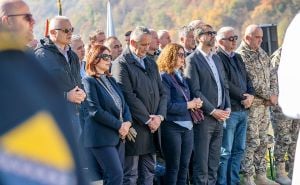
[82,76,132,147]
[161,72,192,121]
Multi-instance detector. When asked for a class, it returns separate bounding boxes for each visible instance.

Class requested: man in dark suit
[184,24,231,185]
[215,27,255,185]
[111,26,167,185]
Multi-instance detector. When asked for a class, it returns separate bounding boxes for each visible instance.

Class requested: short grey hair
[216,26,235,41]
[49,16,70,31]
[130,26,150,42]
[178,25,194,38]
[71,34,82,42]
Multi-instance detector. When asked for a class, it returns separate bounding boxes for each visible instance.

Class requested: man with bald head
[35,16,86,140]
[237,24,279,185]
[104,36,122,61]
[0,0,35,46]
[157,29,171,50]
[147,29,160,61]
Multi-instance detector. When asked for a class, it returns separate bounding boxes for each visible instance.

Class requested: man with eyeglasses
[215,27,255,185]
[104,36,122,61]
[236,24,279,185]
[35,16,86,141]
[184,24,231,185]
[0,0,35,47]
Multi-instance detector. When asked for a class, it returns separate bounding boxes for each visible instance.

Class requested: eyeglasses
[97,54,112,61]
[222,35,238,42]
[177,52,185,58]
[55,27,74,34]
[200,31,217,36]
[7,13,33,22]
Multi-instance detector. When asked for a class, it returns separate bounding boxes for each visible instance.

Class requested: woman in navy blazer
[157,43,203,185]
[83,45,132,185]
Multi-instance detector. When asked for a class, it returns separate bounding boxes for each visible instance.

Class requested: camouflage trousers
[272,111,300,177]
[243,103,270,177]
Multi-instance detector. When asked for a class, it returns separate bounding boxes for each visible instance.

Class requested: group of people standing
[0,1,299,185]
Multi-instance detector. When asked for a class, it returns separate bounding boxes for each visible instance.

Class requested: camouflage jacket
[236,41,278,104]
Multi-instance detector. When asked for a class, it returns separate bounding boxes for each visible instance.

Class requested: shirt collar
[130,48,146,62]
[197,46,212,58]
[54,43,70,54]
[219,47,235,58]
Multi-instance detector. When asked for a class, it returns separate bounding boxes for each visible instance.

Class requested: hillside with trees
[27,0,300,45]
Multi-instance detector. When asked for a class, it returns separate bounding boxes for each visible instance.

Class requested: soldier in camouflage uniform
[236,24,279,185]
[270,47,300,185]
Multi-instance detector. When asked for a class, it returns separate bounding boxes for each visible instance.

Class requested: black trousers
[192,117,223,185]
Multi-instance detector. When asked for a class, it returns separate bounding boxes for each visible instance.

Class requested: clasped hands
[264,95,278,106]
[148,115,162,133]
[212,108,231,122]
[187,98,203,109]
[119,121,137,142]
[241,93,254,108]
[67,86,86,104]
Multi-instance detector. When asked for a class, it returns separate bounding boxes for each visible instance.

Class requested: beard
[205,39,215,47]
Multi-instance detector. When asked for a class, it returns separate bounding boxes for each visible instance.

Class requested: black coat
[216,48,255,111]
[111,47,167,156]
[82,76,132,147]
[34,37,82,113]
[184,49,231,116]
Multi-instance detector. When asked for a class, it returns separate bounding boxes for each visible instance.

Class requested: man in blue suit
[184,24,231,185]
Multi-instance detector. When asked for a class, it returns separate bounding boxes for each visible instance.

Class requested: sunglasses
[55,27,74,34]
[177,52,185,58]
[7,13,33,22]
[200,31,217,36]
[97,54,112,61]
[222,35,238,42]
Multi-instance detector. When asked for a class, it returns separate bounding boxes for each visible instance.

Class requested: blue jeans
[161,121,193,185]
[217,111,248,185]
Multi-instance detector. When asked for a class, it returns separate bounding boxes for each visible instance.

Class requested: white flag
[106,0,115,37]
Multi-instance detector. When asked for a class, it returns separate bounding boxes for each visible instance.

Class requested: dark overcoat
[111,48,167,156]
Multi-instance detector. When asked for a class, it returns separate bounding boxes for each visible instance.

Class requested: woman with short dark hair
[83,45,132,185]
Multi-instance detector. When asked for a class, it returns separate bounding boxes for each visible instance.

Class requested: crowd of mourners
[1,1,299,185]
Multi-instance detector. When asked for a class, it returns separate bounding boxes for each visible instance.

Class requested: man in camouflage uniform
[271,47,300,185]
[236,24,279,185]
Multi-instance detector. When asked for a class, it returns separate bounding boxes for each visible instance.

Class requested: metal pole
[268,147,275,180]
[57,0,62,16]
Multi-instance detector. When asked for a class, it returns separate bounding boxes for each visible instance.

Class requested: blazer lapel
[95,77,120,113]
[195,50,216,83]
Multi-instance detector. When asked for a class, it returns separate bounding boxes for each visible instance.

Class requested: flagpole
[106,0,116,37]
[57,0,62,16]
